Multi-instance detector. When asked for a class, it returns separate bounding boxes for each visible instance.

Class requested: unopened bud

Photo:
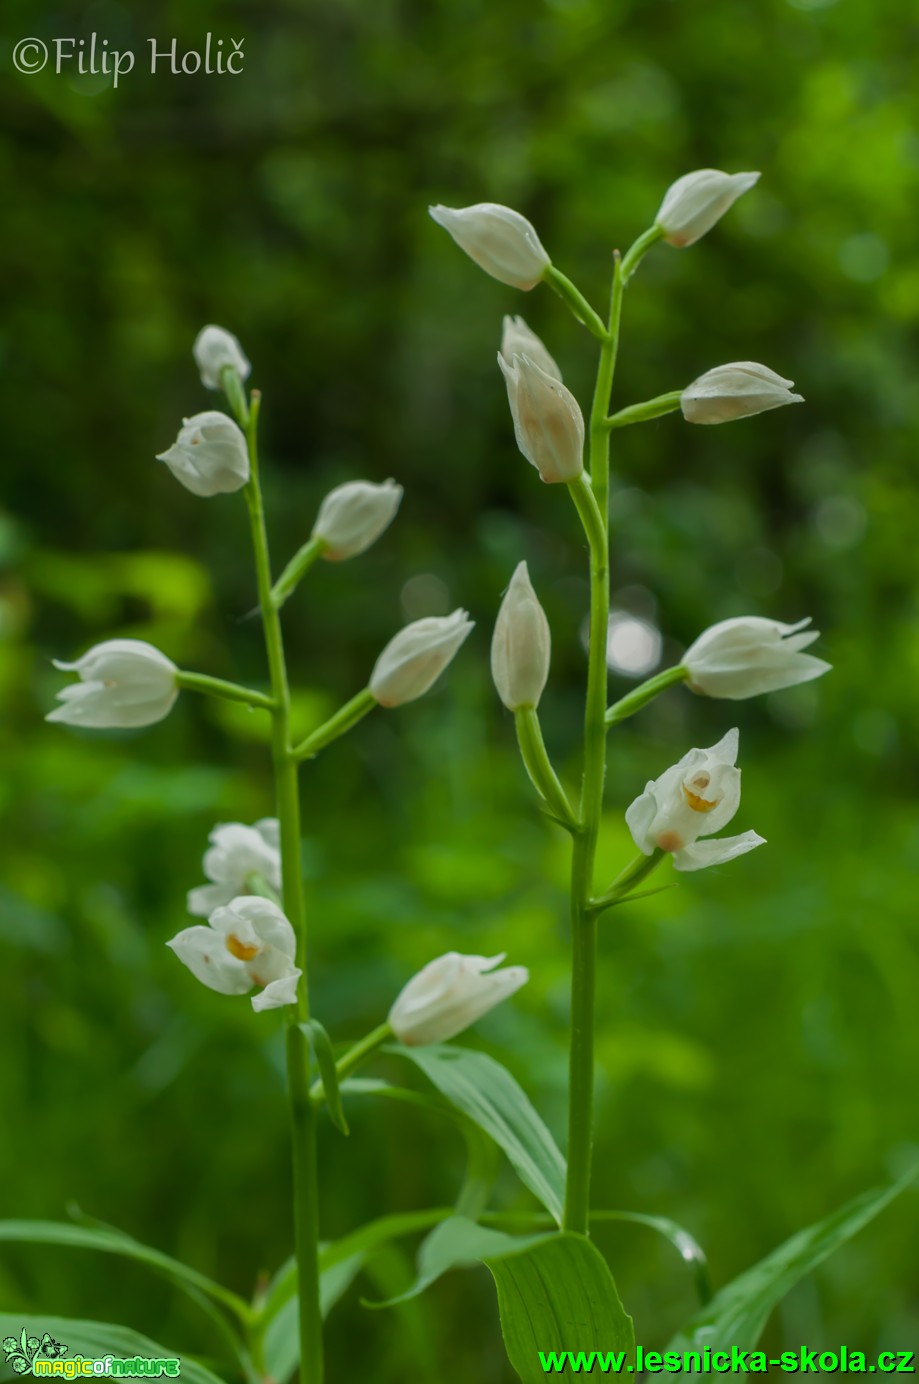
[370,610,473,708]
[497,353,584,484]
[491,562,551,711]
[389,951,528,1046]
[156,411,250,496]
[500,316,561,381]
[656,170,760,248]
[681,362,803,424]
[193,325,251,391]
[429,203,550,290]
[312,479,403,561]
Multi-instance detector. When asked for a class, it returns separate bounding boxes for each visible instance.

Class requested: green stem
[241,391,324,1384]
[514,707,577,830]
[605,665,688,727]
[606,391,683,430]
[564,257,623,1236]
[589,851,666,914]
[175,669,276,712]
[619,225,664,284]
[272,535,328,612]
[309,1022,393,1102]
[292,688,377,762]
[543,266,609,342]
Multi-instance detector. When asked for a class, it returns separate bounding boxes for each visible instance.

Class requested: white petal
[186,883,235,918]
[166,926,252,995]
[252,969,302,1012]
[673,831,766,872]
[625,787,659,855]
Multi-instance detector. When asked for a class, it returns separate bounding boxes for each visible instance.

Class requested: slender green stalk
[606,391,683,430]
[619,224,664,284]
[175,669,276,711]
[514,707,577,830]
[272,535,327,611]
[292,688,377,762]
[605,665,688,727]
[589,851,666,914]
[543,266,609,342]
[309,1022,393,1103]
[239,389,324,1384]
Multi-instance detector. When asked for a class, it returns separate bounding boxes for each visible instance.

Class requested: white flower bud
[655,169,760,247]
[156,411,250,497]
[625,728,765,873]
[311,479,403,561]
[370,610,473,708]
[497,353,584,484]
[389,951,528,1046]
[681,363,803,425]
[500,316,561,382]
[491,562,551,711]
[429,203,550,290]
[193,325,252,391]
[47,639,179,729]
[683,616,830,700]
[167,896,301,1013]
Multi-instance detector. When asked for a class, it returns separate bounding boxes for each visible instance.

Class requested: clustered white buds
[156,411,251,497]
[312,479,403,561]
[370,610,473,708]
[500,316,561,382]
[389,951,529,1046]
[626,728,764,872]
[498,353,584,484]
[683,617,831,700]
[167,896,301,1013]
[681,363,803,425]
[187,819,282,917]
[429,203,550,290]
[491,562,551,712]
[46,640,179,729]
[193,325,251,391]
[655,169,760,248]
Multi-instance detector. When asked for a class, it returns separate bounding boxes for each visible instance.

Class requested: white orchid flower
[370,610,473,707]
[429,203,550,290]
[167,896,301,1013]
[389,951,528,1046]
[193,325,251,391]
[187,819,282,917]
[46,639,178,729]
[684,617,830,699]
[626,728,765,872]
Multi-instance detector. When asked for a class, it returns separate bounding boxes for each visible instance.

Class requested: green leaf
[392,1045,566,1224]
[302,1020,349,1135]
[364,1216,634,1382]
[260,1254,365,1384]
[0,1221,249,1322]
[488,1233,635,1383]
[0,1315,224,1384]
[669,1163,918,1351]
[593,1210,711,1305]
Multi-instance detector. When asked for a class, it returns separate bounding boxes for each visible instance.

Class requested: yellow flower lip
[683,771,718,813]
[226,932,260,962]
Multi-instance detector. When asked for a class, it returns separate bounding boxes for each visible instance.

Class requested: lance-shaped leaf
[0,1316,225,1384]
[302,1019,348,1135]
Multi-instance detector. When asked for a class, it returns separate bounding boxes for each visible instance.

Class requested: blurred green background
[1,0,917,1377]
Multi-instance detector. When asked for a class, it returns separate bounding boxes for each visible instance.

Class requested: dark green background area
[0,0,917,1378]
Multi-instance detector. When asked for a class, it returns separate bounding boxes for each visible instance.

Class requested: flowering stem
[514,707,578,830]
[238,389,324,1384]
[605,665,688,727]
[292,688,377,762]
[544,266,609,343]
[272,536,328,612]
[619,224,664,284]
[175,670,276,712]
[564,257,624,1236]
[606,391,683,430]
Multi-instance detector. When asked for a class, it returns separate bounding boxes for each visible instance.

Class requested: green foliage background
[1,0,917,1377]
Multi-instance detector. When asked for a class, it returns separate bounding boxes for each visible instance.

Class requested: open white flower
[167,896,301,1013]
[429,203,550,290]
[370,610,473,708]
[156,411,250,497]
[187,819,282,917]
[655,169,760,247]
[389,951,529,1046]
[312,479,403,560]
[684,617,831,699]
[193,325,251,391]
[491,561,551,711]
[681,363,803,424]
[498,352,584,484]
[626,728,764,872]
[46,639,178,729]
[500,316,561,382]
